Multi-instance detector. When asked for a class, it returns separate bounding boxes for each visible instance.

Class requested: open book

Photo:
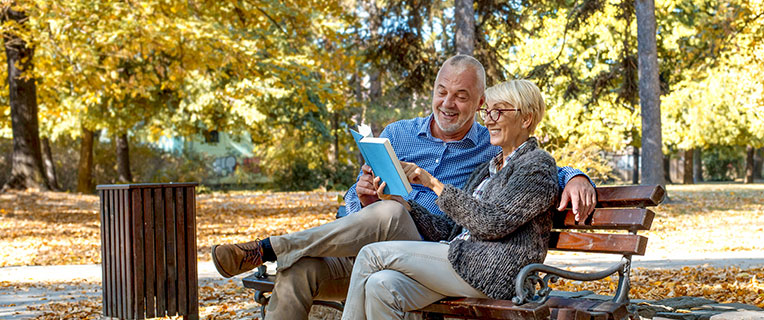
[350,124,413,196]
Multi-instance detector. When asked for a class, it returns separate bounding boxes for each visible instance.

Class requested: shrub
[702,145,744,181]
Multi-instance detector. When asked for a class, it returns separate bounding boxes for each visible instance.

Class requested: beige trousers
[265,201,422,319]
[341,241,489,320]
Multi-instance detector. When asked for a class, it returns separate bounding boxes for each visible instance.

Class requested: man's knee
[276,257,329,293]
[365,200,408,223]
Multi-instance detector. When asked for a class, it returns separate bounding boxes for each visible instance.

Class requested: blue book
[350,125,413,196]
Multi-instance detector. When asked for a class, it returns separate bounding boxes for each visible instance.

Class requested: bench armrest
[513,257,630,305]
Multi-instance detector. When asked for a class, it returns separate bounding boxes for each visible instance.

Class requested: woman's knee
[356,243,380,264]
[365,270,401,305]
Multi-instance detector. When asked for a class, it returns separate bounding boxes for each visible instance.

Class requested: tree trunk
[2,8,48,191]
[663,154,672,184]
[41,137,60,191]
[635,0,665,187]
[365,0,382,101]
[441,8,450,53]
[454,0,475,55]
[116,133,132,183]
[77,126,95,193]
[693,148,703,182]
[682,149,693,184]
[632,146,640,184]
[754,147,763,180]
[745,146,754,184]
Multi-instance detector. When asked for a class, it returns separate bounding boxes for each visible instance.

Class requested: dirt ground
[1,183,762,319]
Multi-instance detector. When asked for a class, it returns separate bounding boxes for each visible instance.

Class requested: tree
[116,133,131,183]
[635,0,664,187]
[40,137,59,190]
[745,146,755,183]
[693,149,703,182]
[76,126,94,193]
[455,0,475,55]
[682,149,693,184]
[755,148,763,180]
[1,5,48,190]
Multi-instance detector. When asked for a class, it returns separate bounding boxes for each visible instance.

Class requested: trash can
[97,183,199,320]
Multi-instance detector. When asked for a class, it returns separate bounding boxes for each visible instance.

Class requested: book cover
[350,125,413,196]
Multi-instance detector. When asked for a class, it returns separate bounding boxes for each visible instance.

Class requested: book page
[358,123,372,137]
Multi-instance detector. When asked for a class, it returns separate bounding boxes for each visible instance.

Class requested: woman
[341,80,559,320]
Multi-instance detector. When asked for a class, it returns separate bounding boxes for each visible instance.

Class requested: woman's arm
[405,200,456,242]
[372,177,454,242]
[437,150,558,240]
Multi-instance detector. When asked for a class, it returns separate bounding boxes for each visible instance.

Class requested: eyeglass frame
[478,106,520,122]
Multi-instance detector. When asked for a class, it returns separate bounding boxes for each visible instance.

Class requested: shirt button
[435,159,439,163]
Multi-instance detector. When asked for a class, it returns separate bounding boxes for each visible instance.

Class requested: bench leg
[254,290,270,317]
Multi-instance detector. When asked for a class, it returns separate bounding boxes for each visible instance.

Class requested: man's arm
[556,166,597,222]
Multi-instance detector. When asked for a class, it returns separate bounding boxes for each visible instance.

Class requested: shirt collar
[418,114,480,146]
[488,139,531,176]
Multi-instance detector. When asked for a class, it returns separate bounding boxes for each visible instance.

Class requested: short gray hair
[485,80,546,134]
[437,55,486,92]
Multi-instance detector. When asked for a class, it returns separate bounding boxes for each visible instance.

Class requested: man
[212,55,596,319]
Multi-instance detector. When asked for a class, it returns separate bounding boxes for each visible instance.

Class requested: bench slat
[550,232,648,255]
[419,298,550,320]
[553,208,655,230]
[595,185,665,208]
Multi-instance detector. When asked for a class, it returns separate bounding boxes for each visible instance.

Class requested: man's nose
[443,94,456,107]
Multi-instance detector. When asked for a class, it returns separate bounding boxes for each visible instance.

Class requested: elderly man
[211,55,595,319]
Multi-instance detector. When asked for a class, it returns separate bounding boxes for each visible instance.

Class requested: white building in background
[156,131,265,185]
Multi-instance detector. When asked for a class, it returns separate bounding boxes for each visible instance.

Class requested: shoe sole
[211,245,234,278]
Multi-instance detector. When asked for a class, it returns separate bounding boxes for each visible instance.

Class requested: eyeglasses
[478,107,520,122]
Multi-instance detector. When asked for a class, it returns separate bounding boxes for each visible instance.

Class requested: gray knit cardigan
[407,137,558,300]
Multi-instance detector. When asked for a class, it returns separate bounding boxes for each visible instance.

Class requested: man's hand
[557,175,596,222]
[357,164,381,207]
[373,177,411,211]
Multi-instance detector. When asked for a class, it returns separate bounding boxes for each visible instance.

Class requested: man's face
[431,64,484,136]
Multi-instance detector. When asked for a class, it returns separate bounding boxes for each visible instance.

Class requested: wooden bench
[243,184,665,319]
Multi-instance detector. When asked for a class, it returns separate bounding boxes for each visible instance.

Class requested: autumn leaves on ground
[1,184,763,319]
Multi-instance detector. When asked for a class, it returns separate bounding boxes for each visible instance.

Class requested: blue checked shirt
[343,115,593,216]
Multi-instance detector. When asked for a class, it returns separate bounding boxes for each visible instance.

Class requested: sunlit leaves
[0,0,360,178]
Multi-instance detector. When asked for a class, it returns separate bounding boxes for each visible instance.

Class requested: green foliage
[270,159,326,191]
[91,137,215,188]
[550,143,617,184]
[702,145,745,181]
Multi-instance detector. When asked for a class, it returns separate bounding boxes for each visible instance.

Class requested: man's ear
[477,94,486,110]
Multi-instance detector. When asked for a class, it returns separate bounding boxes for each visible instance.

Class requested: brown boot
[211,240,264,278]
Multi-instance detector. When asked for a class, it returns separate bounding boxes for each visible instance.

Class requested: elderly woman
[341,80,558,320]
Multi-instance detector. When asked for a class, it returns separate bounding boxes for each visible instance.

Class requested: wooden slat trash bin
[97,183,200,320]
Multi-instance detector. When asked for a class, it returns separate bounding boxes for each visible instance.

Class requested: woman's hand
[400,162,445,196]
[373,177,411,210]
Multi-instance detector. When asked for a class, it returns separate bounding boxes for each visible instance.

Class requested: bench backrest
[549,185,664,256]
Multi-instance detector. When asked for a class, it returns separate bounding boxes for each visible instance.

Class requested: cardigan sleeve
[436,149,558,241]
[406,200,456,242]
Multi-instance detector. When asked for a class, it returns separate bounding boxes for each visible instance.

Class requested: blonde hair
[484,80,546,133]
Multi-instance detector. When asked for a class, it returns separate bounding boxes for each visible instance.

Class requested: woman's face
[482,99,529,148]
